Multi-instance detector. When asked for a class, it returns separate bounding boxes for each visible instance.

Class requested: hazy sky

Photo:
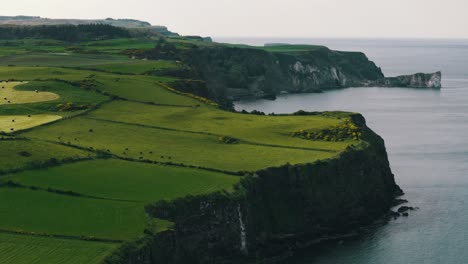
[2,0,468,38]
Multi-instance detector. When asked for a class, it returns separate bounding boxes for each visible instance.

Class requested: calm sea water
[220,37,468,264]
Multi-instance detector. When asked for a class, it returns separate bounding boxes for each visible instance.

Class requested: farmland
[0,82,59,105]
[4,159,241,202]
[0,36,360,263]
[0,232,117,264]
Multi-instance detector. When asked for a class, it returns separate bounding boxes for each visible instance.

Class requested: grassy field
[0,82,59,105]
[0,232,117,264]
[22,117,339,172]
[0,67,194,106]
[4,159,241,202]
[0,37,360,263]
[0,158,239,240]
[0,188,146,240]
[0,114,62,133]
[0,139,93,174]
[88,100,352,151]
[84,60,183,74]
[0,53,129,67]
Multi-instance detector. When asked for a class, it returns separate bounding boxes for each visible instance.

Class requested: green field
[0,188,145,240]
[0,36,359,263]
[0,139,93,174]
[0,232,117,264]
[0,53,128,67]
[84,60,183,74]
[0,81,59,105]
[4,159,240,202]
[23,116,339,171]
[0,114,62,133]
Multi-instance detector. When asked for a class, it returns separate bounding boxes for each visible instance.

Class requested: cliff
[103,114,402,264]
[367,71,442,88]
[163,45,440,107]
[165,46,386,107]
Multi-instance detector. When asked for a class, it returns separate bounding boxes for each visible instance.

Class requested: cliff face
[180,47,385,105]
[168,46,441,106]
[104,115,402,264]
[367,71,442,88]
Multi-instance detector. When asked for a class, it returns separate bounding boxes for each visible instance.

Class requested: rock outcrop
[366,71,442,88]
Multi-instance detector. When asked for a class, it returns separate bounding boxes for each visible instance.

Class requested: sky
[2,0,468,39]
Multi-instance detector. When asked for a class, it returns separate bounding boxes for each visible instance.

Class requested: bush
[218,136,239,144]
[291,119,363,141]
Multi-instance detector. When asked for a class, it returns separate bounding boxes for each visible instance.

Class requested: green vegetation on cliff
[0,33,399,264]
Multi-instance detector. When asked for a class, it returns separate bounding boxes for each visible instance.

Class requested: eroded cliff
[163,45,440,107]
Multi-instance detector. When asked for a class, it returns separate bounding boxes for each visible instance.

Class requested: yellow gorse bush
[291,119,363,142]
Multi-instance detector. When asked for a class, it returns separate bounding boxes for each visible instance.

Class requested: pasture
[4,159,241,202]
[0,232,117,264]
[0,114,62,133]
[0,81,59,105]
[0,53,129,67]
[88,100,353,151]
[83,60,183,75]
[0,188,146,240]
[22,117,339,172]
[0,139,93,174]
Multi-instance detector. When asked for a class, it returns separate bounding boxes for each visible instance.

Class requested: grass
[0,66,91,82]
[4,159,241,202]
[260,44,325,53]
[0,81,59,105]
[90,74,196,106]
[0,80,110,115]
[0,39,69,56]
[85,60,183,74]
[87,100,352,151]
[0,67,194,106]
[0,53,129,67]
[0,38,362,263]
[0,139,93,174]
[79,38,156,53]
[0,156,236,241]
[0,188,145,240]
[0,114,62,133]
[0,232,117,264]
[22,117,340,172]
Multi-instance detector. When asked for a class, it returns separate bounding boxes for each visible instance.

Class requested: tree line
[0,24,131,42]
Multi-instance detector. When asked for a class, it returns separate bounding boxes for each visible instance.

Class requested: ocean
[218,37,468,264]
